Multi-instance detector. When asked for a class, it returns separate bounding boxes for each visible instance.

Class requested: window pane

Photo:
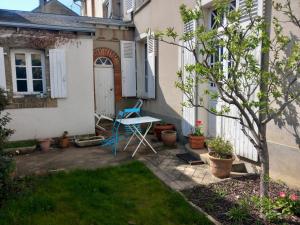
[16,67,27,79]
[32,67,42,79]
[31,54,42,66]
[15,54,26,66]
[33,80,43,92]
[17,80,28,92]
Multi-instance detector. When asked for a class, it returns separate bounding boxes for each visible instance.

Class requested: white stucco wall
[6,38,95,141]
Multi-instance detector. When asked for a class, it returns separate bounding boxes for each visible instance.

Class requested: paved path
[140,148,221,190]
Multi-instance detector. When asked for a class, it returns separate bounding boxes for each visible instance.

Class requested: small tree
[155,0,300,198]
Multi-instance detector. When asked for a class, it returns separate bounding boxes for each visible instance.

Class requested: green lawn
[0,161,212,225]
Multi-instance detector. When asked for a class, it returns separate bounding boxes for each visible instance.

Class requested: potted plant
[38,138,52,152]
[161,130,177,147]
[154,122,175,141]
[207,137,234,178]
[189,120,205,149]
[59,131,70,148]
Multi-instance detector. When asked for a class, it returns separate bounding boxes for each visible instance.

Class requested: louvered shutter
[146,32,156,99]
[126,0,134,13]
[217,0,263,161]
[0,47,6,91]
[121,41,136,97]
[49,49,67,98]
[182,20,197,136]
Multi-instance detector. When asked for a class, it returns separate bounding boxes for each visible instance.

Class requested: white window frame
[10,49,46,96]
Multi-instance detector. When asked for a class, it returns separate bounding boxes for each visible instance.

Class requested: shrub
[0,88,14,187]
[207,137,233,159]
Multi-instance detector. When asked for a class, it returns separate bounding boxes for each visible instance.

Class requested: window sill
[12,93,47,99]
[7,95,57,109]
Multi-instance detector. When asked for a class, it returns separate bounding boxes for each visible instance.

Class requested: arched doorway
[93,47,122,118]
[94,57,115,117]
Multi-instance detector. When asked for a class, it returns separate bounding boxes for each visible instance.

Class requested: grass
[3,140,38,149]
[0,161,212,225]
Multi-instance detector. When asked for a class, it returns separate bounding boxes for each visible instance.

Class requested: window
[95,57,112,66]
[209,0,236,29]
[11,50,45,95]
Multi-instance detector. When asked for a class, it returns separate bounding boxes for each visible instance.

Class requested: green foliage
[207,137,233,158]
[0,88,14,188]
[3,140,37,149]
[227,204,249,225]
[252,192,300,222]
[0,161,212,225]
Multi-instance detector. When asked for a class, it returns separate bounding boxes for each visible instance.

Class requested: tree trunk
[258,125,270,198]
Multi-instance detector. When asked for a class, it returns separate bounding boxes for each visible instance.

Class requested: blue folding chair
[101,110,125,156]
[101,107,141,156]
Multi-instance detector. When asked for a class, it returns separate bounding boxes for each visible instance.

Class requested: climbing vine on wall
[0,28,79,49]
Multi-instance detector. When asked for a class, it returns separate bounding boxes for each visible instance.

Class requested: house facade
[0,8,135,140]
[82,0,300,188]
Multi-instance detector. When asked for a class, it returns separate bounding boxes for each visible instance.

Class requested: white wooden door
[94,57,115,117]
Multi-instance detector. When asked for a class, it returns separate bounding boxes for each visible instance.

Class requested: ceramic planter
[39,138,51,152]
[208,152,235,178]
[189,135,205,149]
[161,130,177,147]
[59,137,70,148]
[154,124,175,141]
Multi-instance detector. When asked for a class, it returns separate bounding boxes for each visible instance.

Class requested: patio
[15,136,222,191]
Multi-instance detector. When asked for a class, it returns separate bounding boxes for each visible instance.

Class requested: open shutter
[217,0,263,161]
[146,32,156,99]
[121,41,136,97]
[0,47,6,91]
[182,20,197,136]
[49,49,67,98]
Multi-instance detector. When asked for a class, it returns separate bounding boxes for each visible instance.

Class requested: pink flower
[196,120,203,126]
[290,193,298,201]
[279,192,286,198]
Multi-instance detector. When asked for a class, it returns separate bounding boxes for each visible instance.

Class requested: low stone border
[139,157,222,225]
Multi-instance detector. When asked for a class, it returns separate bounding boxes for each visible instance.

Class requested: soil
[182,175,300,225]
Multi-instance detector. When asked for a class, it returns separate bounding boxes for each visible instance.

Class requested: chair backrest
[125,99,143,118]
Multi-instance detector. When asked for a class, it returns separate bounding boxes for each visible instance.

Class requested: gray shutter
[146,32,156,99]
[121,41,136,97]
[49,49,67,98]
[0,47,6,91]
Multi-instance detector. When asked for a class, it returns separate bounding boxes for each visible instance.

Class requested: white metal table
[116,116,161,157]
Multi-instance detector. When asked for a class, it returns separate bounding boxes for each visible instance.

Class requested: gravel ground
[182,175,300,225]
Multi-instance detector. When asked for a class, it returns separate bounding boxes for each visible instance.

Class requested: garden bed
[3,140,38,155]
[183,174,300,225]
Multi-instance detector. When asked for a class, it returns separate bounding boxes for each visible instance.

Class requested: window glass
[33,80,43,92]
[16,67,27,79]
[31,54,42,66]
[32,67,42,79]
[17,80,28,92]
[15,54,26,65]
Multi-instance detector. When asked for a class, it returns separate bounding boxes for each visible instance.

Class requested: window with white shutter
[49,49,67,98]
[0,47,6,91]
[120,40,136,97]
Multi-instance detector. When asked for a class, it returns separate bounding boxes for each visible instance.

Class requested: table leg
[131,122,157,157]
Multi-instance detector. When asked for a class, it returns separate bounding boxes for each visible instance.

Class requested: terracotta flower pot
[161,130,177,147]
[59,137,70,148]
[39,138,51,152]
[189,135,205,149]
[154,123,175,141]
[208,152,235,179]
